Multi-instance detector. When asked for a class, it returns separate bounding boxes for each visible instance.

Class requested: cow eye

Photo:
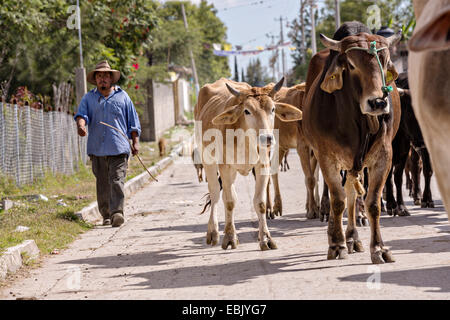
[244,109,251,115]
[271,107,275,113]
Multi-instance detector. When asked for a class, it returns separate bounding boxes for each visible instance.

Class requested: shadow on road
[338,266,450,293]
[385,234,450,254]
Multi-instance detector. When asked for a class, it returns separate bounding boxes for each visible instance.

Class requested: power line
[214,0,280,12]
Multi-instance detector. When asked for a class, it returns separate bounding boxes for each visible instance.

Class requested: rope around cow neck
[344,41,393,96]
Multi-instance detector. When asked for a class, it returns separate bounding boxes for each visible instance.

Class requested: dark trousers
[90,154,128,219]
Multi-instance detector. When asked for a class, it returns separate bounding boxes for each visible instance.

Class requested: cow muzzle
[259,133,276,147]
[363,96,390,116]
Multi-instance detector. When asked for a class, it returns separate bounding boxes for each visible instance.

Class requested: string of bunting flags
[210,41,296,56]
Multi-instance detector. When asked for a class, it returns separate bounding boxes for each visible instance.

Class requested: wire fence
[0,102,88,187]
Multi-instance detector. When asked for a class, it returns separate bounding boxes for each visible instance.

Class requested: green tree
[245,58,271,87]
[288,0,414,83]
[0,0,158,107]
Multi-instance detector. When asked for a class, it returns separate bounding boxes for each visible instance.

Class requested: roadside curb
[0,240,40,280]
[75,135,194,225]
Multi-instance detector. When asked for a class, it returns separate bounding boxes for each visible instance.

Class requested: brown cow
[195,78,302,250]
[408,0,450,220]
[267,84,320,219]
[303,22,402,264]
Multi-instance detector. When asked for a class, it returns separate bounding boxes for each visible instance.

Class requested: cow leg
[405,152,413,196]
[319,158,347,260]
[204,164,221,246]
[272,148,287,218]
[219,166,239,250]
[420,148,434,208]
[254,165,277,250]
[320,182,330,222]
[344,176,365,254]
[355,196,368,226]
[366,161,396,264]
[266,176,274,219]
[355,169,369,226]
[394,152,410,216]
[297,139,319,219]
[410,148,422,205]
[311,154,321,210]
[385,166,397,216]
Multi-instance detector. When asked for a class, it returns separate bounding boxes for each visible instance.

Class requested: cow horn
[386,31,402,48]
[397,88,410,96]
[225,83,241,97]
[269,77,285,97]
[320,34,341,51]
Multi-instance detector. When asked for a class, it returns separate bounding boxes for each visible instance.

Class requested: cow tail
[200,175,223,214]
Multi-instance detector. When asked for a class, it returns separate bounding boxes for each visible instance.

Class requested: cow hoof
[354,240,365,252]
[319,212,329,223]
[356,217,362,227]
[414,199,421,206]
[273,202,282,217]
[421,200,435,208]
[206,230,220,246]
[222,234,239,250]
[260,239,277,251]
[346,239,364,253]
[306,210,317,219]
[386,208,394,216]
[327,246,348,260]
[362,218,369,226]
[397,208,411,216]
[320,203,330,221]
[371,249,395,264]
[266,209,275,220]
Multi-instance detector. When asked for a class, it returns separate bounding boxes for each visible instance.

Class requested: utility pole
[335,0,341,31]
[181,3,200,96]
[309,0,317,55]
[278,16,287,84]
[299,0,307,64]
[266,33,278,81]
[75,0,87,107]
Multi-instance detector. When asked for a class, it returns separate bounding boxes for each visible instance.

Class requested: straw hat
[86,60,121,85]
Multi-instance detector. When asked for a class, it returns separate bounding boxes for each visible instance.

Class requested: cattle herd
[192,0,450,264]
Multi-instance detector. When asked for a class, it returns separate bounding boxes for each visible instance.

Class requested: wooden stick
[99,121,158,182]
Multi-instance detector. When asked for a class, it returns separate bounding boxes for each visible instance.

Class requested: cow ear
[386,61,398,84]
[320,59,344,93]
[409,9,450,52]
[212,105,243,125]
[275,103,302,122]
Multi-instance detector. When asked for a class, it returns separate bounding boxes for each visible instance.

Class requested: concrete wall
[141,81,176,142]
[140,78,192,142]
[178,78,191,113]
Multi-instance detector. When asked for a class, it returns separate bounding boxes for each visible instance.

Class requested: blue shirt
[74,86,141,156]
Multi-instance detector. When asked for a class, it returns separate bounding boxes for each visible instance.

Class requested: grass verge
[0,124,193,258]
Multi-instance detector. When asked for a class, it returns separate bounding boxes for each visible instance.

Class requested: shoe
[103,218,111,226]
[111,213,124,227]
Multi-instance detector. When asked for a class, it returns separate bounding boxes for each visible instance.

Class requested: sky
[171,0,326,81]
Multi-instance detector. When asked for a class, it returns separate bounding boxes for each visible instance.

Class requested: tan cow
[408,0,450,220]
[267,84,320,219]
[194,78,302,250]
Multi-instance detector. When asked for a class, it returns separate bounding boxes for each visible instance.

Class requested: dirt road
[1,151,449,300]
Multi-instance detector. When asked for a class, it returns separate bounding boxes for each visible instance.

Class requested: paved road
[1,151,449,300]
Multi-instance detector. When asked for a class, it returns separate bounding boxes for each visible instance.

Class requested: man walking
[75,60,141,227]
